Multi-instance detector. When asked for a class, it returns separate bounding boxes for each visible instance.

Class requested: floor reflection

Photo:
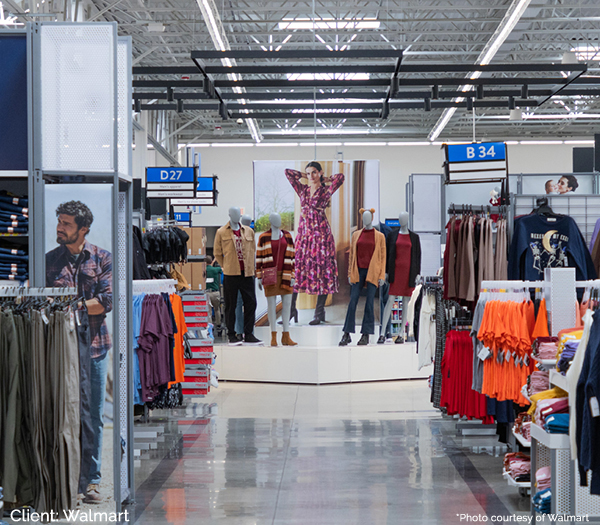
[133,381,527,525]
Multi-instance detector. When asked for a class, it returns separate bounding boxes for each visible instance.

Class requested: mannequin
[234,214,254,338]
[214,206,262,345]
[339,209,386,346]
[257,213,297,347]
[379,211,421,344]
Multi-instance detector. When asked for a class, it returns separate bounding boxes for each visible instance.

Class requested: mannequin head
[241,214,252,227]
[305,161,324,186]
[269,212,282,229]
[399,211,409,228]
[228,207,241,225]
[359,208,375,229]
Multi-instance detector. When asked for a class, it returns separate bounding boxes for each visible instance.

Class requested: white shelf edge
[530,422,570,449]
[549,369,568,392]
[512,426,531,448]
[0,170,28,178]
[532,356,558,371]
[503,470,531,488]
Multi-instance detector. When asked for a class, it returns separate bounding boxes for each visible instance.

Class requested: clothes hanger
[534,196,559,217]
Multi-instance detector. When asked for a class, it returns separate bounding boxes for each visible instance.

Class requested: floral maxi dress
[285,169,345,295]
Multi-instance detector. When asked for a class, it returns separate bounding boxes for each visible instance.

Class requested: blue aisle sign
[0,34,28,172]
[146,167,196,198]
[447,142,506,163]
[174,212,191,222]
[444,142,508,184]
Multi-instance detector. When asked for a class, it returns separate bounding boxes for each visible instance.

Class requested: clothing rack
[0,286,77,297]
[133,279,177,295]
[447,203,509,216]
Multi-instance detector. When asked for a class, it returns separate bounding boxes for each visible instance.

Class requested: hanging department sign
[146,167,197,198]
[444,142,508,184]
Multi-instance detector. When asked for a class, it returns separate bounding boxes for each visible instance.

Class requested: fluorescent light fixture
[299,142,343,146]
[286,73,370,81]
[343,142,386,146]
[387,142,433,146]
[428,0,532,141]
[178,143,211,148]
[519,140,564,145]
[505,141,520,145]
[278,18,380,30]
[211,143,255,147]
[564,140,595,145]
[256,142,299,147]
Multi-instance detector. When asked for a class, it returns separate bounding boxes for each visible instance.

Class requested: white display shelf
[532,356,558,371]
[530,423,569,449]
[213,337,432,384]
[503,470,531,489]
[512,426,531,448]
[549,370,568,392]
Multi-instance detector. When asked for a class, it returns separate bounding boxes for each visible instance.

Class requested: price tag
[41,311,49,325]
[590,397,600,418]
[69,310,75,332]
[478,346,491,361]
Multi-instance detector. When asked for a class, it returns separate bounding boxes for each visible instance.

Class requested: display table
[213,326,432,384]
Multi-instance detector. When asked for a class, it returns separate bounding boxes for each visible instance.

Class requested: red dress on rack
[389,234,414,296]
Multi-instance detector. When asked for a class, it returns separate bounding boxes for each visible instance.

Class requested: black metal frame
[131,49,595,122]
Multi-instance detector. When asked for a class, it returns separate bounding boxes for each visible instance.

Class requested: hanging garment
[417,291,437,370]
[285,168,344,295]
[444,216,460,300]
[495,219,508,280]
[168,293,188,387]
[440,330,492,422]
[508,214,596,281]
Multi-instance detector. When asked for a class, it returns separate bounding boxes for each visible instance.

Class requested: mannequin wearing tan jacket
[214,206,262,345]
[339,209,386,346]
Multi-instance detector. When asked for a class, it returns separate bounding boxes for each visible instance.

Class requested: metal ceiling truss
[132,49,594,124]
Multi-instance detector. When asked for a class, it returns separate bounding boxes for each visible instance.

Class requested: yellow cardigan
[348,228,386,286]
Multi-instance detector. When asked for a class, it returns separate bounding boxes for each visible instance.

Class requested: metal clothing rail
[448,203,508,215]
[0,286,77,297]
[132,279,177,294]
[481,279,600,290]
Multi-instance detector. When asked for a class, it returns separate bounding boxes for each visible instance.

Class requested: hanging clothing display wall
[444,211,508,303]
[0,286,89,516]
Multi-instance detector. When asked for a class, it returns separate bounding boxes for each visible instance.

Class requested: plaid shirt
[46,240,113,358]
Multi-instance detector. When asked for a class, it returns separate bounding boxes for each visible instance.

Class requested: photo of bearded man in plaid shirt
[46,199,112,505]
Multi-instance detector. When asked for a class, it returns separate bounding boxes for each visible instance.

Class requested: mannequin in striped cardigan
[257,213,297,346]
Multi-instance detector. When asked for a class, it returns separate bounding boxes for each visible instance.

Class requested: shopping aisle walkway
[133,380,529,524]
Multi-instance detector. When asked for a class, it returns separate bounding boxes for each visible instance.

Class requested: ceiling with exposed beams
[3,0,600,145]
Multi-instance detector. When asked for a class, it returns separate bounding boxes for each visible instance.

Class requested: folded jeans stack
[0,247,28,282]
[0,195,28,234]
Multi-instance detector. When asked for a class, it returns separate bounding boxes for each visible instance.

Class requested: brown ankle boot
[281,331,298,346]
[271,331,278,346]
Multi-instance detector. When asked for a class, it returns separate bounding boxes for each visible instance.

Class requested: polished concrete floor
[133,380,530,525]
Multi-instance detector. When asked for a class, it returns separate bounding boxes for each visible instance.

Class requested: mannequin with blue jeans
[339,210,385,346]
[233,214,253,339]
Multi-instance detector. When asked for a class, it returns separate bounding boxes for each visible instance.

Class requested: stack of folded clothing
[0,247,28,282]
[557,340,579,373]
[528,370,550,396]
[535,396,569,424]
[513,412,532,442]
[529,387,568,423]
[0,194,28,234]
[536,466,551,490]
[534,337,559,360]
[544,413,569,434]
[533,488,552,514]
[504,452,531,482]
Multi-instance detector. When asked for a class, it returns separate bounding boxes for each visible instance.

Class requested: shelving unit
[549,370,568,392]
[512,426,531,448]
[390,302,403,336]
[503,469,531,497]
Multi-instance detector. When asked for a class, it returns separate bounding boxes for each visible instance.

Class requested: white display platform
[213,325,433,384]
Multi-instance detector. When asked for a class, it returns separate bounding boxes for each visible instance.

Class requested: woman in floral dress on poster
[285,162,345,325]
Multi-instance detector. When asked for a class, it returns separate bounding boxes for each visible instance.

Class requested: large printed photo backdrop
[45,183,114,508]
[254,160,380,324]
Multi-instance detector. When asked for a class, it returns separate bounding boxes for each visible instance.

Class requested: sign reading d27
[146,167,195,184]
[447,142,506,163]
